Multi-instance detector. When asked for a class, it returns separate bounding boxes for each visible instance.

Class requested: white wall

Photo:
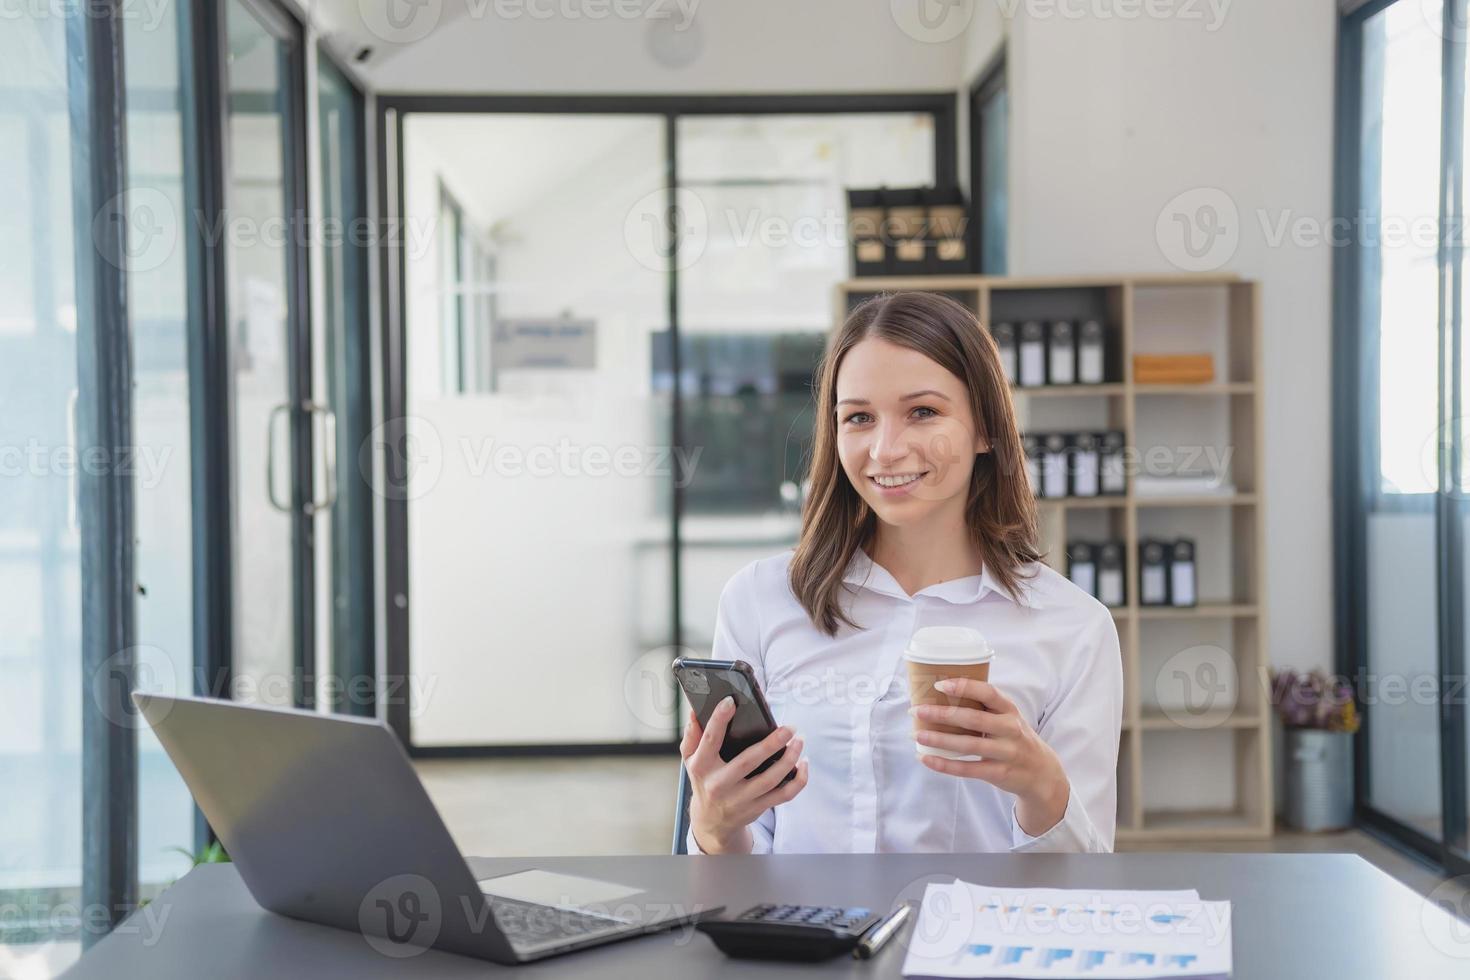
[989,2,1337,675]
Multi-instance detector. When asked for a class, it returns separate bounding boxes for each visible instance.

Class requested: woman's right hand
[679,697,809,854]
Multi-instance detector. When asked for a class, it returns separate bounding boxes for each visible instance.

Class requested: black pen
[853,902,913,959]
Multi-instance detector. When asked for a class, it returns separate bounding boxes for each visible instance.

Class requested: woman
[678,290,1122,855]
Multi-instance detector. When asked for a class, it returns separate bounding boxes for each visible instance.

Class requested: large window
[2,0,377,967]
[435,184,497,394]
[1338,0,1470,876]
[123,0,196,894]
[0,16,86,971]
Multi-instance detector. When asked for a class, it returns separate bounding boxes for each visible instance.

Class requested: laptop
[132,693,722,963]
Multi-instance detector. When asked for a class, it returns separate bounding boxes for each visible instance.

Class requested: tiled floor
[416,755,1470,915]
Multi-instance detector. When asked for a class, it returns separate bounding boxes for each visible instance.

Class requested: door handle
[305,401,337,515]
[266,402,291,513]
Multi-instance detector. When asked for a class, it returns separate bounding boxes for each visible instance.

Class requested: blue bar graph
[1079,949,1108,970]
[1038,947,1074,968]
[1165,953,1198,968]
[998,945,1032,965]
[1123,951,1157,965]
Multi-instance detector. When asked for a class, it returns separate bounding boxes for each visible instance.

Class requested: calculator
[695,903,882,961]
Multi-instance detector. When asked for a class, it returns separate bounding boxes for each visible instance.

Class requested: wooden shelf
[1037,496,1128,510]
[1133,382,1254,395]
[1012,383,1126,397]
[1131,808,1270,841]
[1137,603,1257,620]
[1133,493,1256,508]
[836,272,1271,842]
[1136,708,1263,730]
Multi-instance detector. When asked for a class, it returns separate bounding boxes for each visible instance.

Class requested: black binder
[1071,432,1101,497]
[1139,539,1170,606]
[1023,433,1041,494]
[1041,432,1071,499]
[1100,430,1127,496]
[1018,321,1046,387]
[992,322,1017,386]
[1067,541,1097,598]
[1078,318,1107,384]
[1097,541,1126,608]
[1048,320,1076,385]
[1169,538,1198,607]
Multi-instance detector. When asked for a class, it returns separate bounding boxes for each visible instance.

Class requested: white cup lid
[903,625,994,665]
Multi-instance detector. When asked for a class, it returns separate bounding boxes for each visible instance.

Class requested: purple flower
[1268,669,1360,732]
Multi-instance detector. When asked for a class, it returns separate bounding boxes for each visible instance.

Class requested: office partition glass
[224,0,306,707]
[1340,0,1470,876]
[316,56,374,715]
[122,0,196,889]
[401,113,672,746]
[0,13,83,973]
[1451,0,1470,869]
[1356,0,1444,839]
[673,113,934,657]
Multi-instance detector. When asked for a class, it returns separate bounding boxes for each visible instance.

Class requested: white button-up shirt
[686,549,1122,855]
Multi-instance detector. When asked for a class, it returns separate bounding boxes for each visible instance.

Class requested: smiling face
[835,336,989,528]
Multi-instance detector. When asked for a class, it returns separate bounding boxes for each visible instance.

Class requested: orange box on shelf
[1134,353,1215,384]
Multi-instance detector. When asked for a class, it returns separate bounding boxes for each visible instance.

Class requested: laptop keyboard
[488,895,631,949]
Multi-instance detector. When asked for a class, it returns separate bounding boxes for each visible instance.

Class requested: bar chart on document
[900,880,1232,979]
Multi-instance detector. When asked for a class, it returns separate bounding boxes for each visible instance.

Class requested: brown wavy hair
[789,291,1041,635]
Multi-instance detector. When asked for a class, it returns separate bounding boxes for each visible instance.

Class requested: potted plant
[1269,669,1360,831]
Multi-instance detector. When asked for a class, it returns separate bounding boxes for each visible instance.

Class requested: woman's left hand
[912,677,1071,837]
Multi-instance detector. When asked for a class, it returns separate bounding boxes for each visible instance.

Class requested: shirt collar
[842,548,1044,609]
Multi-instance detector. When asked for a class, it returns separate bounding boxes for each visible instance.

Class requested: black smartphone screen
[672,658,794,784]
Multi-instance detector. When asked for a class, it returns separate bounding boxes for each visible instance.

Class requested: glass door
[1447,0,1470,874]
[0,14,86,965]
[221,0,313,707]
[1340,0,1470,879]
[396,112,671,748]
[315,55,374,715]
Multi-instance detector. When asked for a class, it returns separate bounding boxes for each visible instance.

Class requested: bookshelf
[836,273,1273,842]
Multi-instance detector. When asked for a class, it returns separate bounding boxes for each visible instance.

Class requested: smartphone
[671,657,795,785]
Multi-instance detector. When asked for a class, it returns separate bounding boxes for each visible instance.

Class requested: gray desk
[63,853,1467,978]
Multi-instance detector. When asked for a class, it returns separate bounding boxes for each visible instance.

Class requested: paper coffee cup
[904,626,994,762]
